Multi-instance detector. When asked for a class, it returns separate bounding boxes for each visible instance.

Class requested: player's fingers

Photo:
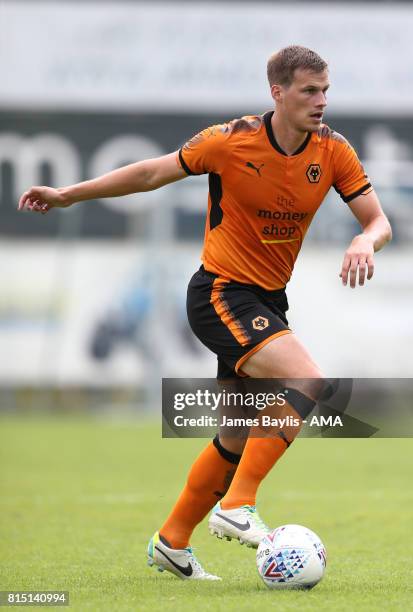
[358,258,367,286]
[24,195,38,211]
[33,199,52,213]
[366,256,375,280]
[19,189,41,211]
[18,191,32,210]
[31,199,43,212]
[349,257,359,288]
[18,191,30,211]
[340,255,351,285]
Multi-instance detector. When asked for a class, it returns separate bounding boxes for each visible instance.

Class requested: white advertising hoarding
[1,1,413,114]
[0,241,412,385]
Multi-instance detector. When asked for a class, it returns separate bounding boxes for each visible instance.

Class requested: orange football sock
[220,436,288,510]
[160,437,240,549]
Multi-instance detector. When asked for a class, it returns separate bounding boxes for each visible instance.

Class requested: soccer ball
[256,524,326,590]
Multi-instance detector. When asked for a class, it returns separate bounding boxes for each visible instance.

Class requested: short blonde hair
[267,45,327,87]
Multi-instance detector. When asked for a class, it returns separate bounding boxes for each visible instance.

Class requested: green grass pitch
[1,416,412,611]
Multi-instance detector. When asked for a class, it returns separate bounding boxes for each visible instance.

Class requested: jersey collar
[264,111,312,156]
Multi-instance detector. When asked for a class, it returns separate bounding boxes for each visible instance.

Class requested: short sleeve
[333,136,372,203]
[177,124,230,176]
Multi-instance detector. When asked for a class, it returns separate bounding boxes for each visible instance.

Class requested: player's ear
[271,84,283,104]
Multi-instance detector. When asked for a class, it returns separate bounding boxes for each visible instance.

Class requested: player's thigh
[241,332,323,380]
[242,333,325,404]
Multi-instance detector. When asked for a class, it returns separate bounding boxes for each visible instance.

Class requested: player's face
[277,68,330,132]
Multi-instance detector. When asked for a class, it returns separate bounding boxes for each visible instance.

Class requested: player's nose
[316,91,327,107]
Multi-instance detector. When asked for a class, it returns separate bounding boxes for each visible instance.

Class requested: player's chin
[306,119,323,132]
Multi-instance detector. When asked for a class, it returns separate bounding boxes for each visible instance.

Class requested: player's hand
[18,186,70,214]
[340,234,374,288]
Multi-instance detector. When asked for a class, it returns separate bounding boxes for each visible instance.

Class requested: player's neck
[271,111,308,156]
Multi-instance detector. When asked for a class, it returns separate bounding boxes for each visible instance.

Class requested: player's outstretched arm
[18,151,186,214]
[340,190,392,288]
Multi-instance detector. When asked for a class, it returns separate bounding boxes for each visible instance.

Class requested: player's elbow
[136,161,160,192]
[382,216,392,244]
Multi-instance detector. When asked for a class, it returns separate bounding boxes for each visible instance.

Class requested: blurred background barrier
[1,0,412,407]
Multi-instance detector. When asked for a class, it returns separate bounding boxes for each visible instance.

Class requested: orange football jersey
[177,111,372,290]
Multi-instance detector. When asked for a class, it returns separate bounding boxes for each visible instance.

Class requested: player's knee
[282,386,317,419]
[292,369,325,401]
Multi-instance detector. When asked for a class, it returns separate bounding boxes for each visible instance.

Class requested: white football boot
[208,502,270,548]
[147,531,221,580]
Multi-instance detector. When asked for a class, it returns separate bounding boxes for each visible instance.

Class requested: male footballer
[19,46,392,580]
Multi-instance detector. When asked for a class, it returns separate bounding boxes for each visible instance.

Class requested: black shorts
[186,266,291,379]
